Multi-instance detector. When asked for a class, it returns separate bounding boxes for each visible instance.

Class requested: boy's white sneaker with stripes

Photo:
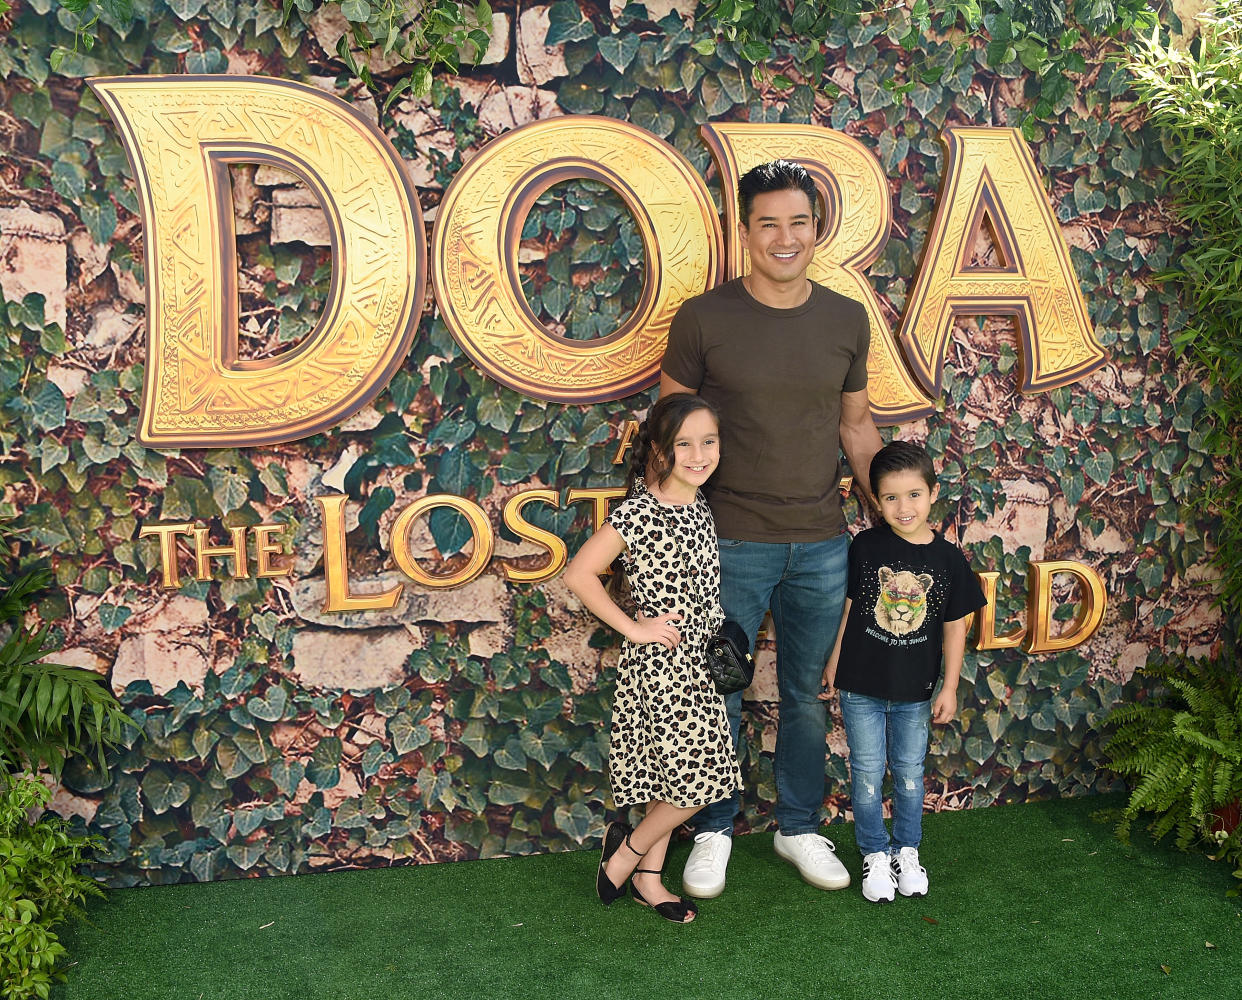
[893,846,929,897]
[861,851,897,903]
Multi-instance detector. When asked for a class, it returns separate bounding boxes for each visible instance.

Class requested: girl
[563,393,742,924]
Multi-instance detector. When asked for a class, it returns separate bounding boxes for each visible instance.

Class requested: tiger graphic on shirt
[874,566,934,636]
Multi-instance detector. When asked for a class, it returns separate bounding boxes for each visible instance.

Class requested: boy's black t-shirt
[834,524,987,703]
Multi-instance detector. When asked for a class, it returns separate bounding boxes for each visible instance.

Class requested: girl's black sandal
[596,822,640,904]
[630,868,698,923]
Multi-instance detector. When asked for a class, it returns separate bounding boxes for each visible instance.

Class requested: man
[660,159,884,898]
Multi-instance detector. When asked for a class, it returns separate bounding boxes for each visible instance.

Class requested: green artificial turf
[54,794,1240,1000]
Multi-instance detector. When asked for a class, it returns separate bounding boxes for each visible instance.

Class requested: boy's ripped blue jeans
[838,690,930,856]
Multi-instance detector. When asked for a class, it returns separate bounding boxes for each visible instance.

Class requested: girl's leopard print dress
[604,479,743,809]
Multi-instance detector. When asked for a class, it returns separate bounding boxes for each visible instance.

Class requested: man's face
[738,188,816,290]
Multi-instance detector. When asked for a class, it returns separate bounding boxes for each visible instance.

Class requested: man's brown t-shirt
[661,278,869,542]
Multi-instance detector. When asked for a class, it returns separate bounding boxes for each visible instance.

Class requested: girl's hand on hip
[627,612,682,650]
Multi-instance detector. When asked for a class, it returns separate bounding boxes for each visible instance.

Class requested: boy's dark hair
[869,440,937,497]
[608,393,720,598]
[737,160,818,229]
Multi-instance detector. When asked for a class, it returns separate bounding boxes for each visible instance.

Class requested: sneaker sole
[681,878,726,899]
[898,888,927,898]
[862,891,894,904]
[773,842,851,890]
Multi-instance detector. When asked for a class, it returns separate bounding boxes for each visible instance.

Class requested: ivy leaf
[493,735,528,770]
[141,769,191,814]
[546,0,595,43]
[429,505,475,556]
[519,728,567,768]
[341,0,371,21]
[597,33,640,72]
[553,801,593,842]
[487,779,533,806]
[207,465,251,514]
[226,843,266,871]
[98,602,132,633]
[30,379,66,432]
[166,0,205,19]
[1082,450,1114,486]
[374,686,411,717]
[247,686,288,722]
[269,759,305,798]
[460,719,490,757]
[307,737,342,788]
[390,712,431,754]
[233,805,267,836]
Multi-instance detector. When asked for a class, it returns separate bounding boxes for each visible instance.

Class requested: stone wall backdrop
[0,0,1224,884]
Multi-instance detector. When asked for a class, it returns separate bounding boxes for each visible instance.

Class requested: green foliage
[1126,3,1242,619]
[695,0,1158,139]
[47,0,493,101]
[1103,654,1242,889]
[0,522,134,780]
[0,773,104,1000]
[0,0,1223,883]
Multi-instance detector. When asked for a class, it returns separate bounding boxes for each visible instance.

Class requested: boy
[820,441,986,903]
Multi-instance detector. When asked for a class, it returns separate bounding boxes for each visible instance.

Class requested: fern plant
[0,522,133,779]
[1103,654,1242,888]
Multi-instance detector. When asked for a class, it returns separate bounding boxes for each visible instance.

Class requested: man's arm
[839,387,883,511]
[659,372,698,397]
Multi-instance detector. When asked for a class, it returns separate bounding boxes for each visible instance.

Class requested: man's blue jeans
[693,533,849,837]
[838,690,930,856]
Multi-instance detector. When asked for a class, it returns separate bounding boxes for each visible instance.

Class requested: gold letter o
[389,495,494,589]
[432,116,722,403]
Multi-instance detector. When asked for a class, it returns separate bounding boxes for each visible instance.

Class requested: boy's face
[875,469,938,542]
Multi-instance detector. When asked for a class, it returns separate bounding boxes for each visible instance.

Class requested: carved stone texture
[307,5,406,75]
[0,205,67,328]
[516,6,567,86]
[961,476,1051,560]
[290,627,416,690]
[477,86,562,136]
[110,595,212,696]
[609,0,695,21]
[290,570,509,633]
[389,102,461,189]
[52,646,109,675]
[477,11,511,64]
[45,364,88,399]
[539,576,604,685]
[226,163,264,236]
[270,186,331,246]
[83,302,141,356]
[69,230,111,287]
[46,780,99,824]
[111,261,144,305]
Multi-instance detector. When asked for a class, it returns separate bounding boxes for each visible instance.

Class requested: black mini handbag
[658,501,755,695]
[706,619,755,695]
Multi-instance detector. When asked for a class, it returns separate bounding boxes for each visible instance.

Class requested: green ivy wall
[0,0,1223,885]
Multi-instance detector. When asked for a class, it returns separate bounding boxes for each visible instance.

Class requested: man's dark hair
[737,160,818,229]
[869,440,937,497]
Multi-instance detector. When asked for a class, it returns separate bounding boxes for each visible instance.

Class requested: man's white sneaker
[773,831,851,890]
[892,846,929,897]
[682,830,731,898]
[861,851,897,903]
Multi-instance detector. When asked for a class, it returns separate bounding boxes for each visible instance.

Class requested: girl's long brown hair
[606,393,719,599]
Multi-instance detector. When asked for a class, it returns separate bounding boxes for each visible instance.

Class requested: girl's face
[658,408,720,498]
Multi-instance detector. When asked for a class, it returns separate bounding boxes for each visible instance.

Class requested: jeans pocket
[717,537,745,548]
